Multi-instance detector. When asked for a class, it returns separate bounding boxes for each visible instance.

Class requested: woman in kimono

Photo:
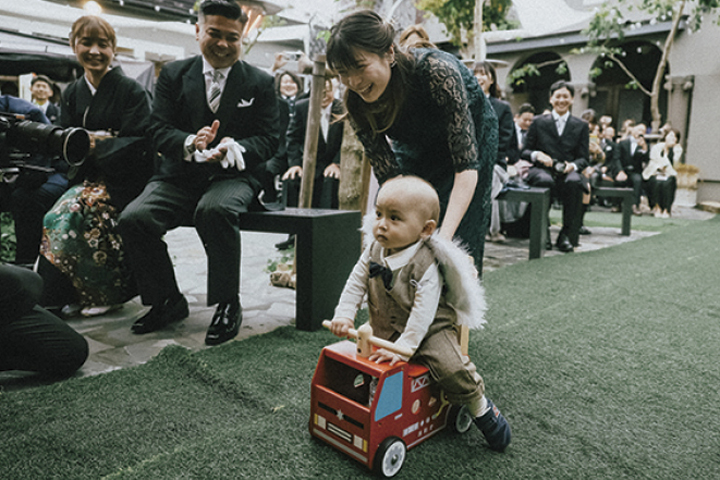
[39,15,152,317]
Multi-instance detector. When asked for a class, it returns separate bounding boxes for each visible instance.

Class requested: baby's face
[373,191,428,255]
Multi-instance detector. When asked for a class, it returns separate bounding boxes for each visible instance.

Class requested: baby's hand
[329,317,353,337]
[369,348,402,366]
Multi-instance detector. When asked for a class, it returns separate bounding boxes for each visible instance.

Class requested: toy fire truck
[309,322,474,477]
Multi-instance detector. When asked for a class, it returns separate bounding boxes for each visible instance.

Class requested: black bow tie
[369,261,393,290]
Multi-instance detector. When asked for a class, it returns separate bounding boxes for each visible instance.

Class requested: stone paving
[0,205,714,390]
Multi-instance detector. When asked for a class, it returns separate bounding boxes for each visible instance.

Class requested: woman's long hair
[327,10,414,135]
[473,61,500,99]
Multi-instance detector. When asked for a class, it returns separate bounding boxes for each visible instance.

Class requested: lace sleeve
[423,54,480,172]
[349,117,400,184]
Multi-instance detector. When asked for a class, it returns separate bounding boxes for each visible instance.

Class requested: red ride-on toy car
[309,322,474,477]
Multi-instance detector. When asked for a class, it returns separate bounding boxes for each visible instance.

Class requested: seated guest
[0,95,69,267]
[276,76,343,250]
[522,80,589,252]
[643,128,681,218]
[118,0,279,346]
[0,264,88,378]
[38,15,153,318]
[30,75,60,124]
[614,123,649,215]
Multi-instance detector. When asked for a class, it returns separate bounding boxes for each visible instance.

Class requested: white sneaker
[81,305,122,317]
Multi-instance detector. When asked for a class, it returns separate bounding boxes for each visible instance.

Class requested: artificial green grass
[2,217,719,479]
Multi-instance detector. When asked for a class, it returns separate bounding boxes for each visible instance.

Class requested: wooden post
[298,54,326,209]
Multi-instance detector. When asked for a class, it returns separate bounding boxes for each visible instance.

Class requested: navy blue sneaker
[474,399,511,451]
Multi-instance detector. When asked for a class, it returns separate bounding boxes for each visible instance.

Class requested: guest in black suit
[254,95,290,203]
[118,0,279,346]
[522,80,589,252]
[282,76,344,210]
[30,75,60,124]
[613,123,649,214]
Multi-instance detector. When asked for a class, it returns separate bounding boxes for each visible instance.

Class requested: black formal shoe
[205,302,242,346]
[579,226,592,235]
[555,236,574,253]
[132,295,188,334]
[274,234,295,251]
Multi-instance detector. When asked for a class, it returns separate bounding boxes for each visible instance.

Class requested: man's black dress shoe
[132,295,188,334]
[205,302,242,346]
[579,226,592,235]
[545,239,553,251]
[555,236,574,253]
[274,234,295,251]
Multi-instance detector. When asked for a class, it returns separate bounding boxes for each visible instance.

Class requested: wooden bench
[496,186,551,260]
[593,187,633,236]
[240,208,361,331]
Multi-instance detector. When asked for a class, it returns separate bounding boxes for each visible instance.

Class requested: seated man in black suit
[118,0,279,346]
[521,80,589,252]
[613,123,649,214]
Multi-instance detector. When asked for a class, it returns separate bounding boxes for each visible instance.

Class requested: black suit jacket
[488,96,515,167]
[522,113,589,171]
[615,138,648,176]
[150,56,279,190]
[45,102,60,125]
[286,98,344,177]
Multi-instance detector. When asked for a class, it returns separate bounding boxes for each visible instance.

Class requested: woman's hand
[282,166,303,180]
[439,170,477,241]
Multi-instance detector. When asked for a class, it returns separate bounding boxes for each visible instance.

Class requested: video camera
[0,111,90,181]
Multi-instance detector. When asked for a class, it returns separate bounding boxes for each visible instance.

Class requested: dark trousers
[118,178,255,307]
[4,173,68,264]
[283,175,339,209]
[526,166,585,246]
[0,264,87,377]
[645,176,677,211]
[615,172,643,207]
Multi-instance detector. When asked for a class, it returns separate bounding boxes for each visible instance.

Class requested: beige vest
[367,240,456,342]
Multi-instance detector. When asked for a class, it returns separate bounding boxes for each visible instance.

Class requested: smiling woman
[327,10,498,273]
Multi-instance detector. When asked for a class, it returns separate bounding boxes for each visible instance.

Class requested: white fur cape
[362,214,487,329]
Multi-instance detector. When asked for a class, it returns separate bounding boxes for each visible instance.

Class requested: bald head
[379,176,440,223]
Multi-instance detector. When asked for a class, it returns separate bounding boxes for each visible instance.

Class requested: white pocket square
[237,98,254,108]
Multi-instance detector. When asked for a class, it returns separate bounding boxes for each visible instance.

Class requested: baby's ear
[421,219,437,237]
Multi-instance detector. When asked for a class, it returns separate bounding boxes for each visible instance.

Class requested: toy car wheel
[449,404,474,434]
[373,437,406,478]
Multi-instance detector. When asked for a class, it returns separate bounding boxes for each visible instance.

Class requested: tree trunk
[474,0,485,61]
[650,0,685,133]
[299,55,326,208]
[338,122,370,214]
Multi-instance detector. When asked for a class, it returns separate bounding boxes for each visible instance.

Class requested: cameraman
[0,94,69,266]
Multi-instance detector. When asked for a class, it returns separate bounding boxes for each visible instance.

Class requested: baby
[329,175,511,451]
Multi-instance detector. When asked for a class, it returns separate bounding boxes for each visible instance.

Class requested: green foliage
[414,0,518,46]
[264,247,295,273]
[508,58,567,88]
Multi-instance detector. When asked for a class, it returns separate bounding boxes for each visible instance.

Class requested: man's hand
[535,151,553,168]
[195,120,220,152]
[204,136,233,163]
[324,163,340,179]
[369,348,402,366]
[615,171,628,182]
[282,166,303,180]
[328,317,354,337]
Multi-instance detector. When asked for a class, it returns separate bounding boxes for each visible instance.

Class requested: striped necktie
[208,70,223,113]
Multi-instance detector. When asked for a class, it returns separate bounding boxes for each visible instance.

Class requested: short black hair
[549,80,574,97]
[198,0,247,23]
[517,103,535,116]
[31,75,53,87]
